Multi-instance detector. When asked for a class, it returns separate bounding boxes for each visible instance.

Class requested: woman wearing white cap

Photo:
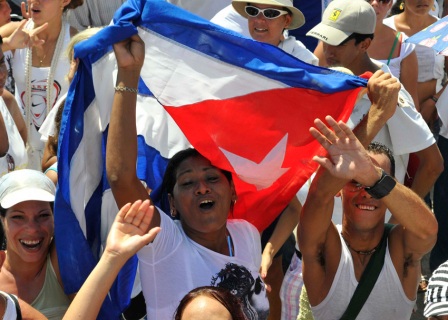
[0,169,71,320]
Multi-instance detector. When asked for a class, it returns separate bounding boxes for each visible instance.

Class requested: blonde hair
[65,27,103,61]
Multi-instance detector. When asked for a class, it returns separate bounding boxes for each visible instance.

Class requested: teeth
[201,200,213,204]
[357,204,375,211]
[20,240,41,245]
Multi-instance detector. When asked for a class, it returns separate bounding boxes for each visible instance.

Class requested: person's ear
[359,37,372,52]
[168,194,177,218]
[284,14,292,29]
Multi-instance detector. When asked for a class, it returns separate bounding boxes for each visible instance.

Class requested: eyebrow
[177,166,217,178]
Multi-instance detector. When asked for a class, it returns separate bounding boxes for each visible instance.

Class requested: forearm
[264,197,301,257]
[410,144,443,198]
[62,252,129,320]
[106,68,147,207]
[383,183,437,243]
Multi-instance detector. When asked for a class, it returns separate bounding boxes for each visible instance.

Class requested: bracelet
[114,86,138,94]
[431,95,438,103]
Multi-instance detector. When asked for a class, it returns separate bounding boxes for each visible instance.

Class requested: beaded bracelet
[114,85,138,94]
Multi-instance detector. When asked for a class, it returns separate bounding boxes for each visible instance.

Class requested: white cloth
[0,97,27,177]
[310,226,415,320]
[383,16,445,90]
[436,87,448,139]
[376,29,415,80]
[1,291,19,320]
[39,93,67,143]
[167,0,229,20]
[211,5,251,38]
[13,21,71,170]
[138,210,269,320]
[68,0,125,30]
[280,253,303,320]
[279,37,319,65]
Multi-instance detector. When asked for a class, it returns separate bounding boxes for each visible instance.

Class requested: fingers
[21,2,29,19]
[122,199,143,223]
[30,22,48,37]
[116,202,132,221]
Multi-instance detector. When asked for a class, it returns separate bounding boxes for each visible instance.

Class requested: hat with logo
[306,0,376,46]
[0,169,55,209]
[232,0,305,30]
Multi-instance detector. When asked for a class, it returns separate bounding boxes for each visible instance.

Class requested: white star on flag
[219,134,290,190]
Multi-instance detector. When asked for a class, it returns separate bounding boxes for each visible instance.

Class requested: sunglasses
[244,5,289,19]
[347,180,367,192]
[365,0,392,4]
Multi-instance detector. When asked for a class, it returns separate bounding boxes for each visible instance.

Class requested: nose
[195,180,211,195]
[359,188,373,199]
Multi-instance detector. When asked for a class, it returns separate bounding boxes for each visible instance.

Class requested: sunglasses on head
[244,5,289,19]
[366,0,392,4]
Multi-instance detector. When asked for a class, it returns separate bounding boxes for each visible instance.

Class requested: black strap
[339,224,394,320]
[5,293,22,320]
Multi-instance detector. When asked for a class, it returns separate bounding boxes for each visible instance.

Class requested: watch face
[365,171,396,199]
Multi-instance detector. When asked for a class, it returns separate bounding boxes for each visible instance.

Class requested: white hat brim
[306,22,352,46]
[1,188,55,209]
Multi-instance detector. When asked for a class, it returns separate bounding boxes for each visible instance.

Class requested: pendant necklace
[341,233,380,255]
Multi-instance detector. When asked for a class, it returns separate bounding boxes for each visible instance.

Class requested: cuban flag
[55,0,367,317]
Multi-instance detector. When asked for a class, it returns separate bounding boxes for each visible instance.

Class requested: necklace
[341,233,379,255]
[24,15,66,149]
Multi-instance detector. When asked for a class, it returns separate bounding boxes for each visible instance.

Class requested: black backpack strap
[5,293,22,320]
[339,223,394,320]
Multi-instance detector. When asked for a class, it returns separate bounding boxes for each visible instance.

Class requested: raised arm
[63,200,161,320]
[105,35,162,228]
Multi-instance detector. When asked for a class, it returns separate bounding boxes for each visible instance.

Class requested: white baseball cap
[0,170,55,209]
[307,0,376,46]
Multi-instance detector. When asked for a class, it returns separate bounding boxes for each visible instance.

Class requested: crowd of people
[0,0,447,319]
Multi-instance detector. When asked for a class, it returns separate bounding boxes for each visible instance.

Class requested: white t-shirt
[167,0,229,20]
[0,97,27,177]
[138,210,269,319]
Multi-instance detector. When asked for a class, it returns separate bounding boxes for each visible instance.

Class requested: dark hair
[339,33,374,46]
[162,148,232,196]
[64,0,84,11]
[367,142,395,177]
[47,99,65,157]
[389,1,404,16]
[174,286,248,320]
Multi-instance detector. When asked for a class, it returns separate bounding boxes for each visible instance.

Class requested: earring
[170,209,176,218]
[399,1,404,10]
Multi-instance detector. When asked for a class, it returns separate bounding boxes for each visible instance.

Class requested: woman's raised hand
[113,34,145,72]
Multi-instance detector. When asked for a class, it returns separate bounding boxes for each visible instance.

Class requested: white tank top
[311,226,415,320]
[12,20,71,170]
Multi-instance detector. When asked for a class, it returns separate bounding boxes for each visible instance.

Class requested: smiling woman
[105,35,270,319]
[0,169,70,320]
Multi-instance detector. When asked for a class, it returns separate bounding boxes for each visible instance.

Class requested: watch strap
[364,169,396,199]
